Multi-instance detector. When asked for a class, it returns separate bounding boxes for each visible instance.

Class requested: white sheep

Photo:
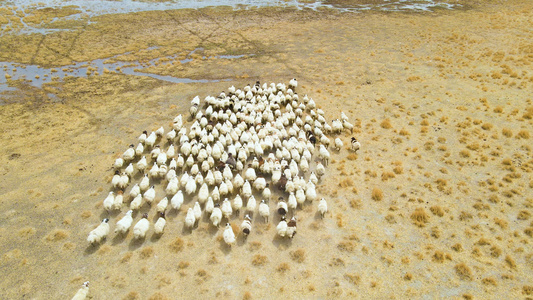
[242,180,252,199]
[129,183,140,199]
[277,197,288,216]
[185,208,196,229]
[103,192,114,211]
[318,198,328,218]
[112,190,124,210]
[334,138,343,151]
[130,194,143,211]
[221,198,233,220]
[223,223,236,246]
[122,144,135,161]
[143,186,156,205]
[139,174,150,191]
[71,281,89,300]
[210,206,222,227]
[198,183,209,205]
[156,197,168,213]
[193,202,202,225]
[87,218,109,245]
[246,195,257,215]
[133,213,150,239]
[171,190,184,210]
[115,210,133,234]
[185,177,197,195]
[276,216,288,237]
[258,200,270,223]
[154,212,166,235]
[241,215,252,236]
[351,137,361,153]
[287,216,297,238]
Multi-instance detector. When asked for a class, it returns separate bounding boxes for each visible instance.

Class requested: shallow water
[0,0,460,36]
[0,48,252,93]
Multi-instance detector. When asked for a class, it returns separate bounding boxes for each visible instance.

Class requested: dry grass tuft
[455,263,473,280]
[482,277,497,286]
[349,199,362,209]
[169,238,184,253]
[381,171,395,181]
[347,153,358,160]
[517,130,530,139]
[139,246,154,259]
[518,210,531,220]
[45,229,69,241]
[481,122,493,130]
[505,255,516,269]
[393,166,403,174]
[411,208,430,227]
[339,178,354,187]
[380,119,392,129]
[243,291,252,300]
[523,285,533,296]
[252,254,268,266]
[290,249,306,263]
[276,262,290,273]
[371,188,383,201]
[344,273,361,285]
[430,206,444,217]
[502,128,513,137]
[432,251,445,263]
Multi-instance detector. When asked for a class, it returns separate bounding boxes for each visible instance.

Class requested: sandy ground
[1,1,533,299]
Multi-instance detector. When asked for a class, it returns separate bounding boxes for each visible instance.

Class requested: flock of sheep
[79,78,358,298]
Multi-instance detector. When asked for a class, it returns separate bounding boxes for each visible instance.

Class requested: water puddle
[0,0,461,36]
[0,47,253,94]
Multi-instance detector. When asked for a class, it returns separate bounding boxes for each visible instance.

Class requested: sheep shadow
[218,239,233,254]
[271,234,293,249]
[128,237,145,250]
[84,243,101,255]
[111,232,128,245]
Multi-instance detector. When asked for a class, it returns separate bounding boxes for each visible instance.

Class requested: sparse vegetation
[371,188,383,201]
[411,208,429,227]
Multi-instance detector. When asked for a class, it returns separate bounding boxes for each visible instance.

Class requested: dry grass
[371,188,383,201]
[381,171,395,181]
[482,277,497,286]
[349,198,362,209]
[393,166,403,174]
[411,208,430,227]
[518,210,531,220]
[505,255,516,269]
[169,238,184,253]
[344,273,361,285]
[290,249,305,263]
[517,129,530,139]
[252,254,268,266]
[45,229,69,241]
[276,262,290,273]
[432,251,445,263]
[139,246,154,259]
[347,153,358,160]
[502,128,513,137]
[523,285,533,296]
[430,206,444,217]
[455,263,473,280]
[380,119,392,129]
[339,178,354,187]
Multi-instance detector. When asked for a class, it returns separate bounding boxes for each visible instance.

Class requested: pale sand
[0,1,532,299]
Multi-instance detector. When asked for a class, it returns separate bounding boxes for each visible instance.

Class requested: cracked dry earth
[1,1,533,299]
